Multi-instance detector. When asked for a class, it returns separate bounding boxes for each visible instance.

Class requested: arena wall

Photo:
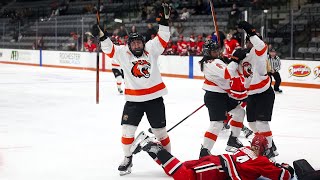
[1,49,319,88]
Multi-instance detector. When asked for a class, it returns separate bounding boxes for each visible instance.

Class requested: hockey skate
[118,155,133,176]
[130,131,149,155]
[118,88,123,94]
[265,148,276,162]
[199,145,212,158]
[222,122,230,130]
[225,133,243,152]
[272,140,279,156]
[242,126,253,138]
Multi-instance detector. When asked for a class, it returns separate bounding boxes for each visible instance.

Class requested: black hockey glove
[230,48,247,64]
[275,163,295,178]
[91,24,108,41]
[156,3,171,26]
[238,21,257,37]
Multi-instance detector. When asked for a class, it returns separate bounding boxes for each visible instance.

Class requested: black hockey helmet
[128,32,145,57]
[203,39,220,57]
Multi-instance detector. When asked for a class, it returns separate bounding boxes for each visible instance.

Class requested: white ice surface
[0,64,319,180]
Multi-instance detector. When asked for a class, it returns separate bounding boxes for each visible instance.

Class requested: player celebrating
[237,21,278,159]
[198,40,247,157]
[111,58,124,94]
[131,132,294,180]
[92,3,171,175]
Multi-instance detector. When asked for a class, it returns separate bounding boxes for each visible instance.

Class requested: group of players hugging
[91,3,320,180]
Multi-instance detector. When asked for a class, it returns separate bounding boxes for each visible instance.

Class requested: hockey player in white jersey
[237,21,278,159]
[92,3,171,175]
[111,58,124,94]
[198,40,248,157]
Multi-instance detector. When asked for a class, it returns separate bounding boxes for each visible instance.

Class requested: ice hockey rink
[0,63,319,180]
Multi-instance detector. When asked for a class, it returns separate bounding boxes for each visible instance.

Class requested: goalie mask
[128,32,145,57]
[251,135,269,156]
[203,39,220,58]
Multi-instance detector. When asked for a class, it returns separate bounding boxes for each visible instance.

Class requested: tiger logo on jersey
[242,61,253,78]
[131,60,151,78]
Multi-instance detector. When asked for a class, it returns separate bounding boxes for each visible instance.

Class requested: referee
[267,48,282,93]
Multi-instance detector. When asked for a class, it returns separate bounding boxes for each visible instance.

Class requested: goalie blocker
[293,159,320,180]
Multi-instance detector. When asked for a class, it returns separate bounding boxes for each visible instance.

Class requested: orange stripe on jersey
[107,45,115,58]
[157,34,167,48]
[112,63,120,67]
[204,132,218,141]
[255,44,268,56]
[259,131,272,137]
[224,69,231,79]
[204,79,218,86]
[125,82,166,96]
[160,137,170,146]
[121,137,134,145]
[230,120,244,128]
[249,76,270,91]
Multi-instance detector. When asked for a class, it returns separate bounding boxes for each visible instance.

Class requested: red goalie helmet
[251,134,269,156]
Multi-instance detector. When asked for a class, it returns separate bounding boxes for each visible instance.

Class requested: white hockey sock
[116,76,122,89]
[121,125,137,157]
[248,122,258,133]
[152,127,171,153]
[203,121,224,150]
[229,105,245,137]
[256,121,273,148]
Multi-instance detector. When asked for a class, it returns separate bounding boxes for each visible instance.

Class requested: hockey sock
[248,122,258,133]
[203,121,224,150]
[224,113,232,124]
[229,105,245,137]
[121,125,137,157]
[157,149,182,176]
[256,121,273,148]
[152,127,171,152]
[116,76,122,89]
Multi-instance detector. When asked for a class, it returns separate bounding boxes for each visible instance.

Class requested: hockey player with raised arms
[92,3,171,176]
[131,132,294,180]
[236,21,278,159]
[198,40,248,157]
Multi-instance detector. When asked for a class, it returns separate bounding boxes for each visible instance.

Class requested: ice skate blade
[119,167,132,176]
[225,146,238,153]
[130,131,148,154]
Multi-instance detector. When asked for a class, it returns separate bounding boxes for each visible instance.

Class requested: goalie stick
[148,104,205,134]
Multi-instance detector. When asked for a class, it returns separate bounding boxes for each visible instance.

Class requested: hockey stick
[148,104,205,134]
[209,0,220,45]
[95,0,101,104]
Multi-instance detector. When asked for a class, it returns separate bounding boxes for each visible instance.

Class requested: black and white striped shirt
[267,55,281,72]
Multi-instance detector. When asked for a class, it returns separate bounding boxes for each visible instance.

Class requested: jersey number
[236,155,250,163]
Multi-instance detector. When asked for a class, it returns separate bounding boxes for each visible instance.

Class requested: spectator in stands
[163,40,178,55]
[194,0,206,15]
[32,36,45,50]
[232,28,242,45]
[211,31,225,48]
[118,25,128,38]
[84,38,97,52]
[99,2,104,13]
[267,48,283,93]
[177,35,188,56]
[196,35,204,56]
[188,35,197,56]
[129,25,137,34]
[169,6,179,21]
[227,3,241,31]
[145,23,157,42]
[141,6,148,21]
[223,31,240,59]
[180,8,190,21]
